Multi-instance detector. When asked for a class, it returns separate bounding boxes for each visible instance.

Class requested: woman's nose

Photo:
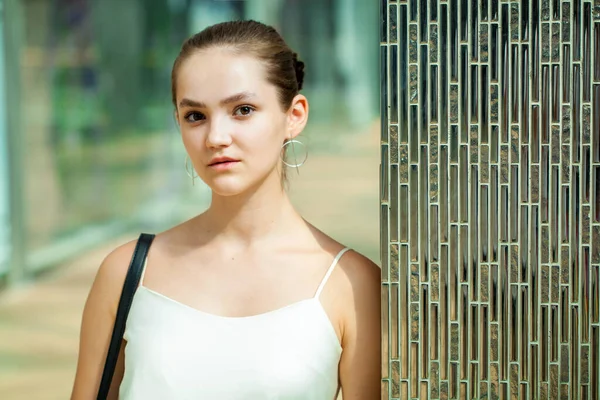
[205,118,233,148]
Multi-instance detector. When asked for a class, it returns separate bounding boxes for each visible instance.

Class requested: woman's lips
[208,160,240,171]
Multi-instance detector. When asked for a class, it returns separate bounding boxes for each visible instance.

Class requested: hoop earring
[185,156,198,186]
[281,139,308,169]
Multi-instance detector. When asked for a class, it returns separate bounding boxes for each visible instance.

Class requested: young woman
[71,20,381,399]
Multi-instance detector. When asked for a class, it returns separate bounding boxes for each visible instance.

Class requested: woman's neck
[201,174,303,247]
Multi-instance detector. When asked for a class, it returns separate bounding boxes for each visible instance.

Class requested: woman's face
[174,47,307,196]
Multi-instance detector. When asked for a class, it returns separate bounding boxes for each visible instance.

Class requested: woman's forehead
[176,50,273,104]
[179,50,265,87]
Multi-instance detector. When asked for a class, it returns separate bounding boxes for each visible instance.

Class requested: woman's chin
[202,168,279,197]
[204,176,251,197]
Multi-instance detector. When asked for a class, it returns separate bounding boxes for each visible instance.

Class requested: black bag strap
[96,233,155,400]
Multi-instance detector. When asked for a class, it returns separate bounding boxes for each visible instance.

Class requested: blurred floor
[0,123,380,400]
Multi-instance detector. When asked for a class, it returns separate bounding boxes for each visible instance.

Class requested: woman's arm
[338,252,382,400]
[70,240,137,400]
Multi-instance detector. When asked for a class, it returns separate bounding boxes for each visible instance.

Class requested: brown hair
[171,20,305,111]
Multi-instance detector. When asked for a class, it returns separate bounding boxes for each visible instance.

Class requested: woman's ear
[287,94,309,139]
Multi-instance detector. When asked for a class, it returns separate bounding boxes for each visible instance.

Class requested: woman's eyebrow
[220,91,257,105]
[178,91,258,109]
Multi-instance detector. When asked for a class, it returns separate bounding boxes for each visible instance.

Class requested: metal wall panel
[380,0,600,398]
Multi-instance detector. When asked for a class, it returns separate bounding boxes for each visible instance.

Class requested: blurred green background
[0,0,379,398]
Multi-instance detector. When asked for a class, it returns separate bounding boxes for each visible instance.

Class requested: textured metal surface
[380,0,600,398]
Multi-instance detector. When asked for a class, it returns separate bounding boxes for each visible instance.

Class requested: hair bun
[292,52,305,91]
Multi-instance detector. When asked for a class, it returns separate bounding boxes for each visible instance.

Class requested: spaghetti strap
[314,247,351,299]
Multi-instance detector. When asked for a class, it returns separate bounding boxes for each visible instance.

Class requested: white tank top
[119,248,351,400]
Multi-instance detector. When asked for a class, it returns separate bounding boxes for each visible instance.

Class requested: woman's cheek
[182,128,206,154]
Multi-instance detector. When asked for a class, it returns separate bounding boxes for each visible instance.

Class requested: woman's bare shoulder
[309,224,380,276]
[100,214,209,276]
[336,248,381,298]
[309,226,380,301]
[91,239,141,310]
[99,220,196,274]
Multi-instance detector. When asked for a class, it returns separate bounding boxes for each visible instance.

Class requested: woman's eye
[234,106,254,116]
[185,112,205,122]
